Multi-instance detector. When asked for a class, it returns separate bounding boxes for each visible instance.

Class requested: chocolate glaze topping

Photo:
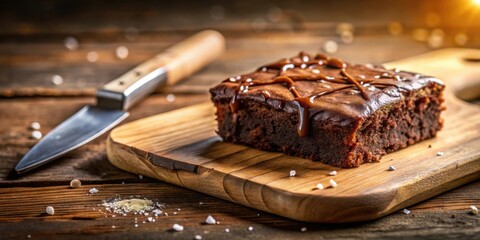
[212,51,443,137]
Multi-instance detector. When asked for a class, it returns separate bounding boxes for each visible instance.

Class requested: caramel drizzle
[226,52,405,137]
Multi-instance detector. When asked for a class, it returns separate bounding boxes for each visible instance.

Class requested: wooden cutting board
[106,48,480,223]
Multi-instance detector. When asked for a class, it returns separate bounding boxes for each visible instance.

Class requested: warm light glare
[473,0,480,6]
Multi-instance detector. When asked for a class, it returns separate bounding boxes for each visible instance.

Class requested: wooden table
[1,1,479,239]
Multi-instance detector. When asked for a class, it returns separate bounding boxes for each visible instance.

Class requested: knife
[15,30,226,174]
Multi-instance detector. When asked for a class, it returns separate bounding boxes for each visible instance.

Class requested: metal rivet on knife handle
[97,30,226,111]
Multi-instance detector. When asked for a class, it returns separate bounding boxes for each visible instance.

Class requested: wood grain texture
[107,48,480,223]
[1,183,479,240]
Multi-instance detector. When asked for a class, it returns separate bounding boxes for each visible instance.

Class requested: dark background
[1,0,480,97]
[1,0,480,34]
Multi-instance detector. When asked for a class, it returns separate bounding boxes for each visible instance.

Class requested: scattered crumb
[164,213,169,216]
[248,226,254,231]
[470,205,478,215]
[199,202,204,205]
[89,188,99,194]
[177,208,181,211]
[323,40,338,54]
[31,131,42,140]
[30,122,41,130]
[329,179,337,188]
[51,74,64,85]
[436,152,444,156]
[166,94,176,103]
[173,212,178,215]
[428,144,432,148]
[135,224,138,228]
[122,182,125,184]
[147,217,153,222]
[316,183,324,190]
[86,51,99,63]
[172,223,184,232]
[205,215,216,224]
[70,179,81,188]
[138,175,143,180]
[194,235,202,240]
[289,170,296,177]
[403,208,411,215]
[101,197,162,215]
[46,206,55,215]
[27,235,31,239]
[115,46,129,59]
[328,171,337,176]
[256,213,260,216]
[388,165,397,171]
[340,31,354,44]
[301,227,307,232]
[216,221,220,224]
[152,209,162,216]
[64,36,79,50]
[112,225,116,229]
[225,228,230,233]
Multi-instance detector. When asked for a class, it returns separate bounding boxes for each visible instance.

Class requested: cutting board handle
[385,48,480,101]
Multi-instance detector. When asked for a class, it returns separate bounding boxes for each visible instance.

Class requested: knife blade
[15,30,225,174]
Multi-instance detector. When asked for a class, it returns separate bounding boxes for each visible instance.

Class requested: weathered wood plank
[0,35,432,97]
[1,0,478,37]
[0,183,478,239]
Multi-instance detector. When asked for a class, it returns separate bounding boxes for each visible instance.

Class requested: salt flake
[205,215,216,224]
[46,206,55,215]
[470,205,479,215]
[329,179,337,188]
[172,223,184,232]
[89,188,99,194]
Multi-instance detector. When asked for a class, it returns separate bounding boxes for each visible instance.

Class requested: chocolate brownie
[209,52,445,168]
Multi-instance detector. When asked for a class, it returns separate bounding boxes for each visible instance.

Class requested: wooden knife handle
[160,30,225,85]
[97,30,226,110]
